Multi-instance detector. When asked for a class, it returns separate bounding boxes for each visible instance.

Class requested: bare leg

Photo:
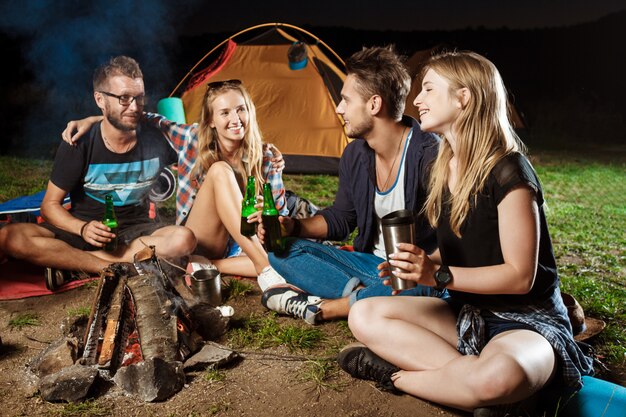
[319,297,350,320]
[0,223,111,273]
[392,330,556,410]
[349,297,556,411]
[0,221,196,274]
[185,162,269,275]
[115,225,196,260]
[349,297,459,371]
[212,256,257,277]
[188,254,257,277]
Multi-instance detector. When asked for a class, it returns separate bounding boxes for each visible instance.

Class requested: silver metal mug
[381,209,418,290]
[187,269,222,306]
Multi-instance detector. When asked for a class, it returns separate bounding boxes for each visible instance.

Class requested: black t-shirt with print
[50,121,176,227]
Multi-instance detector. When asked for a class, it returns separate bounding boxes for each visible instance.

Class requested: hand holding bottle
[79,220,117,248]
[241,176,258,237]
[101,194,118,252]
[260,183,284,253]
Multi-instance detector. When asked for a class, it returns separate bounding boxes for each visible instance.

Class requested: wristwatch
[434,265,453,291]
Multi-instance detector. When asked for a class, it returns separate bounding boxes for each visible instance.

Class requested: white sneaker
[257,265,287,291]
[261,285,322,325]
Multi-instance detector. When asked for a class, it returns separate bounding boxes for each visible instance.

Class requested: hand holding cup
[381,209,418,290]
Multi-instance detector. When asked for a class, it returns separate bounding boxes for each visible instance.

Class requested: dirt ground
[0,277,469,417]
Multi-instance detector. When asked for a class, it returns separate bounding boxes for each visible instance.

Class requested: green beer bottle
[261,182,283,253]
[241,175,257,237]
[102,194,118,252]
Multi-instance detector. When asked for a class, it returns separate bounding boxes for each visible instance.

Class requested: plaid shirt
[144,112,287,225]
[456,287,594,389]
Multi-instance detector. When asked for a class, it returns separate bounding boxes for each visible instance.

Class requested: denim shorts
[447,299,537,342]
[481,310,536,341]
[224,238,242,258]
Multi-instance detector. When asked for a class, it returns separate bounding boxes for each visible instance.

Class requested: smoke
[0,0,198,157]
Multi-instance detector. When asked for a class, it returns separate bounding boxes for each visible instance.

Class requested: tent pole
[168,22,346,97]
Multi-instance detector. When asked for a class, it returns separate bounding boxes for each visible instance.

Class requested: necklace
[103,135,134,154]
[377,127,407,192]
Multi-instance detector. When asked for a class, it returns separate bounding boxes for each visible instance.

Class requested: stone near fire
[183,341,240,371]
[113,357,185,402]
[61,314,89,339]
[29,337,79,378]
[38,364,99,402]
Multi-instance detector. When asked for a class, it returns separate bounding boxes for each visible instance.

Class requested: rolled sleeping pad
[559,376,626,417]
[157,97,186,124]
[149,167,176,202]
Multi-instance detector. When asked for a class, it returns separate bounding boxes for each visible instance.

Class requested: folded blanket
[0,259,96,300]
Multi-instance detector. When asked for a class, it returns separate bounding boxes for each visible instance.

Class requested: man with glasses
[0,56,196,290]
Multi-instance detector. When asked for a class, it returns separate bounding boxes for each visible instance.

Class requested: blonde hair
[422,51,525,236]
[195,81,265,191]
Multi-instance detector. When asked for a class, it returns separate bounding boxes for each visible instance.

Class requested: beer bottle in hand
[261,182,283,253]
[102,194,118,252]
[241,175,257,237]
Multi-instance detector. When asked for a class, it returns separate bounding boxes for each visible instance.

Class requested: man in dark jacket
[259,46,445,324]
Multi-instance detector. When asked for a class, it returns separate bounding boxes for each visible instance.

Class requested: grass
[283,174,339,208]
[67,306,91,318]
[531,155,626,364]
[228,313,325,352]
[54,399,110,417]
[0,157,51,202]
[206,400,231,415]
[223,278,254,300]
[0,150,624,371]
[203,365,227,383]
[300,359,344,394]
[8,313,40,330]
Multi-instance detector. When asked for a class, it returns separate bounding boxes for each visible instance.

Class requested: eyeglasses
[98,91,146,106]
[206,79,242,91]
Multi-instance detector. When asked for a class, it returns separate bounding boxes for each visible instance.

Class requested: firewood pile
[28,247,238,402]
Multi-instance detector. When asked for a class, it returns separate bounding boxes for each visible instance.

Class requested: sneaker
[45,267,66,291]
[337,342,400,393]
[261,285,322,325]
[44,268,89,291]
[257,265,287,291]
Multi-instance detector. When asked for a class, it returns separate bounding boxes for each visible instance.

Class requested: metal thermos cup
[188,269,222,306]
[381,209,418,290]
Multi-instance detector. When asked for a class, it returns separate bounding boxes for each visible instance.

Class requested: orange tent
[170,23,350,174]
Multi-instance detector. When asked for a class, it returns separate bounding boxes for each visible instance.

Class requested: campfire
[28,247,238,402]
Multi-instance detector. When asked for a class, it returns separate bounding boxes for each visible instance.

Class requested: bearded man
[0,56,196,289]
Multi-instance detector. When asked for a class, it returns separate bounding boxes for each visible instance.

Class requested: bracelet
[79,222,89,238]
[291,218,301,237]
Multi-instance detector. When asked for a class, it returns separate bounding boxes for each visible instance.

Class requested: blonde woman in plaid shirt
[63,80,288,285]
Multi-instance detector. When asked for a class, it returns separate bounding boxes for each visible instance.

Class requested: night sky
[180,0,626,34]
[0,0,624,155]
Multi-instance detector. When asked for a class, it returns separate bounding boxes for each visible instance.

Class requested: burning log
[32,248,233,403]
[125,273,179,362]
[98,277,127,367]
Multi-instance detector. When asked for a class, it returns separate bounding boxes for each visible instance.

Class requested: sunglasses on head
[206,79,242,90]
